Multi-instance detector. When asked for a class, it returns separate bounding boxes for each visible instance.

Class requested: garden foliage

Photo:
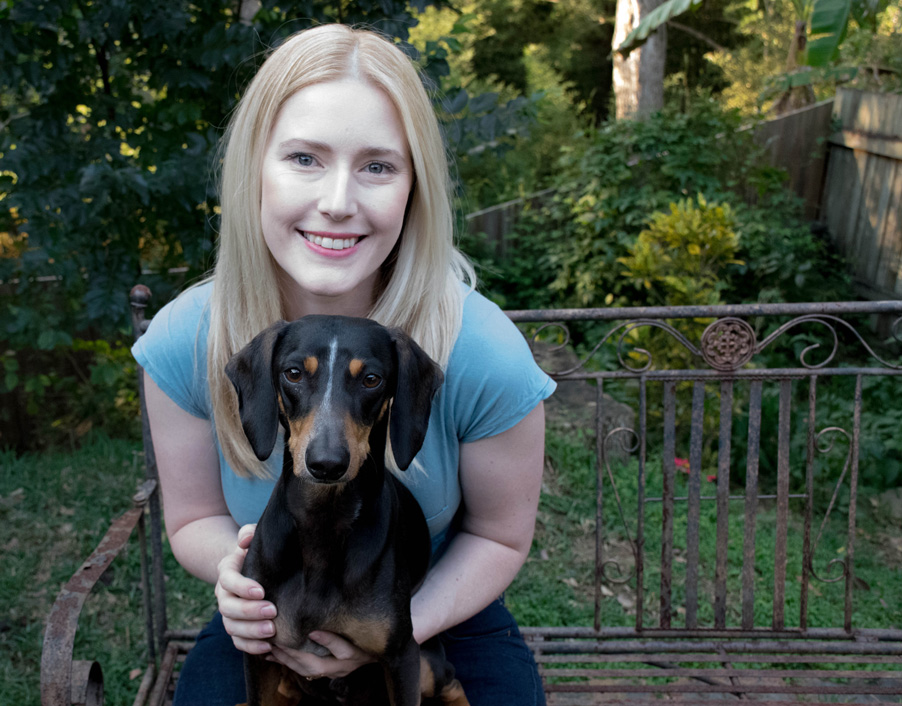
[0,0,535,450]
[475,98,849,312]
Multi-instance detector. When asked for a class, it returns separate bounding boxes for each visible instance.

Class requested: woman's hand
[215,524,277,655]
[268,633,376,680]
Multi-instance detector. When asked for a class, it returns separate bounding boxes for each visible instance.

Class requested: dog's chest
[269,573,397,657]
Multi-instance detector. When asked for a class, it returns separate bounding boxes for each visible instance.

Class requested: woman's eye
[362,374,383,389]
[292,153,315,167]
[284,368,303,383]
[366,162,391,175]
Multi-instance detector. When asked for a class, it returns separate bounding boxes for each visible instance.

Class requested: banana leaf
[615,0,704,54]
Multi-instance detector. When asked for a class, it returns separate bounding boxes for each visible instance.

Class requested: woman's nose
[317,167,357,221]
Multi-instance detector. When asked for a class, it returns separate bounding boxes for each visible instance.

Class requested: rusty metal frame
[513,300,902,702]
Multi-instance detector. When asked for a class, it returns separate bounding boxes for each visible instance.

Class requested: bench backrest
[508,301,902,640]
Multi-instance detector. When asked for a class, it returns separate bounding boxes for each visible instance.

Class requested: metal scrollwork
[808,427,853,584]
[598,427,640,585]
[700,317,757,371]
[524,310,901,378]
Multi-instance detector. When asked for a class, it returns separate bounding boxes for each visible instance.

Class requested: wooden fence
[751,99,835,220]
[822,88,902,299]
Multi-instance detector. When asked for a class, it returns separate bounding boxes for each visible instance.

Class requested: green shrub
[619,194,742,307]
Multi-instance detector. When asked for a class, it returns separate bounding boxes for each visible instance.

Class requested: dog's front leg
[244,653,300,706]
[382,638,421,706]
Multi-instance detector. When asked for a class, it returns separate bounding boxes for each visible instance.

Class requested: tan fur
[343,414,371,482]
[286,411,317,478]
[331,615,392,656]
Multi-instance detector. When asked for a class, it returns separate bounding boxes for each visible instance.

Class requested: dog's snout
[305,443,351,482]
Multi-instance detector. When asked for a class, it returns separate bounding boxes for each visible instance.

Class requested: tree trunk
[772,19,816,115]
[613,0,667,120]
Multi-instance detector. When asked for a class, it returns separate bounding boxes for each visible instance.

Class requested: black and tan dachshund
[225,315,469,706]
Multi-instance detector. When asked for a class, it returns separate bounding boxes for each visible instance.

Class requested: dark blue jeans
[173,598,546,705]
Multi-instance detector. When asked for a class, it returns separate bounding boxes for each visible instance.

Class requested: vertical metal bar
[132,287,169,658]
[845,375,862,633]
[137,509,156,664]
[773,379,792,631]
[685,382,705,629]
[801,376,818,631]
[635,377,647,631]
[741,381,763,630]
[660,381,676,629]
[714,380,733,629]
[594,381,605,634]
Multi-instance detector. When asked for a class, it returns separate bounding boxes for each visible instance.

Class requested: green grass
[0,434,215,706]
[3,427,901,704]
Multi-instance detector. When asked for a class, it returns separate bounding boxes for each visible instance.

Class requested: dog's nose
[305,446,351,482]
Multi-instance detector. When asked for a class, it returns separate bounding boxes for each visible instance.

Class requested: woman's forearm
[167,514,242,585]
[410,529,531,644]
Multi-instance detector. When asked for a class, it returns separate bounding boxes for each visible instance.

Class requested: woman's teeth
[303,232,360,250]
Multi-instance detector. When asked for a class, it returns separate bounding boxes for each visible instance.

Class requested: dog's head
[225,316,443,483]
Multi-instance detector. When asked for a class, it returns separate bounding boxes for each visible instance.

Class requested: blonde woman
[133,24,554,705]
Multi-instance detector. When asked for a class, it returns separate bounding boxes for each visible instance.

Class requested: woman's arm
[143,372,277,653]
[410,402,546,643]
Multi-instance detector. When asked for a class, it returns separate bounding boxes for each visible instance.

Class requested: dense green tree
[0,0,473,345]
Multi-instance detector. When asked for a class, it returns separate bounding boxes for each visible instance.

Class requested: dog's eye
[362,374,383,389]
[284,368,303,384]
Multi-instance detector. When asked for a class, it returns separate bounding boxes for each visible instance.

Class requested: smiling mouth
[301,232,362,251]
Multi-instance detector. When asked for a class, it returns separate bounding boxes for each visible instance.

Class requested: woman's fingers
[215,524,275,655]
[269,635,375,680]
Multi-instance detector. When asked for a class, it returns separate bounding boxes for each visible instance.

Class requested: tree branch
[666,20,729,53]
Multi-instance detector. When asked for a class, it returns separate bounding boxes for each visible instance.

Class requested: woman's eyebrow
[277,138,408,164]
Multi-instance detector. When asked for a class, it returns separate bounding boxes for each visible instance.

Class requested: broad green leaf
[805,0,852,66]
[615,0,704,54]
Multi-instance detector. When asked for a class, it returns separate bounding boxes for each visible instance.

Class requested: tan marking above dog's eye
[362,374,383,389]
[304,357,318,375]
[284,368,303,383]
[348,359,364,377]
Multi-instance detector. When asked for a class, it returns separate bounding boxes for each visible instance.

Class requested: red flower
[674,457,690,474]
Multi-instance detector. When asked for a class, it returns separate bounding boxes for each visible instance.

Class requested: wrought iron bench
[41,287,902,705]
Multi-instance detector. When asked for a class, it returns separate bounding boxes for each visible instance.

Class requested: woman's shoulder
[152,280,214,329]
[131,280,214,418]
[443,287,555,442]
[454,288,530,361]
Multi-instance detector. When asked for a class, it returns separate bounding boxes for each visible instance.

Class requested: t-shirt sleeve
[448,291,556,443]
[130,284,212,419]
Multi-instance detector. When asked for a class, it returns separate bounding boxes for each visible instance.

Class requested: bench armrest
[41,479,157,706]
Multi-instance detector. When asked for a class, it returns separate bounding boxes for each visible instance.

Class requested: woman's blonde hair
[207,24,474,478]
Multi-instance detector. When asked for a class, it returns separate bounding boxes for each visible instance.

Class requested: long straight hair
[207,24,474,478]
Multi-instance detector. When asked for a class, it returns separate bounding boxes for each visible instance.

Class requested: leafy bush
[619,194,742,307]
[472,98,850,313]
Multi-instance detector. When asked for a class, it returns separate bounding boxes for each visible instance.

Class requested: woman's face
[260,79,414,319]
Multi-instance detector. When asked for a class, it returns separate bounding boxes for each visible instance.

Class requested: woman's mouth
[301,231,362,251]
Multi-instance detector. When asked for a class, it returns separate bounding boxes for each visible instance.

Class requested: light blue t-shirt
[132,281,555,556]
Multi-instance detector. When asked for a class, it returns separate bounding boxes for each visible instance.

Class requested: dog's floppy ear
[225,320,289,462]
[388,328,443,470]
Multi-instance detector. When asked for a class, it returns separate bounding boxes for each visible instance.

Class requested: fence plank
[825,89,902,300]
